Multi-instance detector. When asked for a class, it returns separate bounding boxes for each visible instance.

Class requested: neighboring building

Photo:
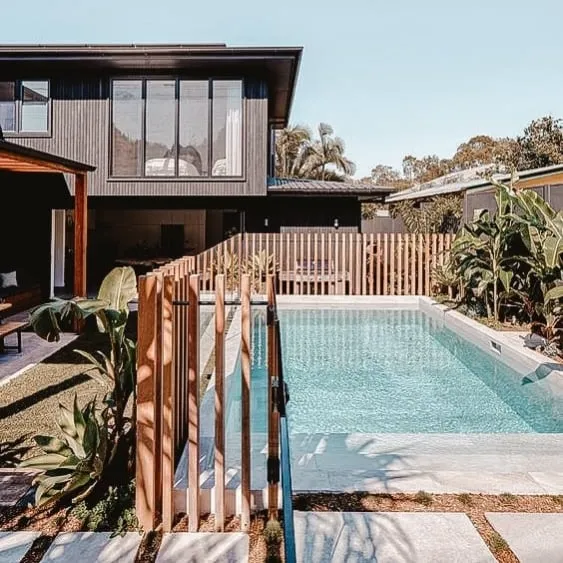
[0,44,393,291]
[386,164,563,223]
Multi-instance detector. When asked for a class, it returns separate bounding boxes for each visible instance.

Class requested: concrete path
[41,532,142,563]
[0,531,40,563]
[156,532,248,563]
[485,513,563,562]
[295,511,495,563]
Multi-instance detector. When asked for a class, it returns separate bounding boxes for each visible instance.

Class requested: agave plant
[21,267,138,505]
[21,397,109,505]
[211,250,241,291]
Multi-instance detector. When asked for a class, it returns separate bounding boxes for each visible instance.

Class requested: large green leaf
[34,435,73,456]
[544,285,563,308]
[97,267,137,312]
[20,453,67,470]
[498,269,514,292]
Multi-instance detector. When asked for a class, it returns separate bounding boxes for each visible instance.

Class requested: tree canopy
[275,122,355,181]
[365,114,563,189]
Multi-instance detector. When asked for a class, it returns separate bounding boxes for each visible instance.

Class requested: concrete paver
[40,532,142,563]
[156,532,248,563]
[0,531,40,563]
[485,512,563,563]
[295,511,495,563]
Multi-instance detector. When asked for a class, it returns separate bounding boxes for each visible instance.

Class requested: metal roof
[268,177,397,195]
[0,43,303,128]
[385,164,563,203]
[0,139,96,174]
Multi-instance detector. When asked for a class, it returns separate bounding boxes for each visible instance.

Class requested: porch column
[73,173,87,298]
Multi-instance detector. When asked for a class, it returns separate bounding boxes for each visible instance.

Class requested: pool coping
[174,295,563,512]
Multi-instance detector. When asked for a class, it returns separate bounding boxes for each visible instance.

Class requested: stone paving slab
[156,532,248,563]
[0,470,36,506]
[0,531,40,563]
[41,532,142,563]
[485,513,563,563]
[295,511,495,563]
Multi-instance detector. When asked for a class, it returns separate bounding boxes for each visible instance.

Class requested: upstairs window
[110,78,243,178]
[0,80,50,134]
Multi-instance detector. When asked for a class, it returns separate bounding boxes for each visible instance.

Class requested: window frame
[0,79,51,137]
[109,76,245,181]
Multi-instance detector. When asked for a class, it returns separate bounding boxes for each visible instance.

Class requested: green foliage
[414,490,433,506]
[275,122,355,181]
[21,397,109,505]
[451,182,563,349]
[264,519,283,563]
[391,195,463,234]
[22,267,138,507]
[71,482,139,536]
[211,250,241,291]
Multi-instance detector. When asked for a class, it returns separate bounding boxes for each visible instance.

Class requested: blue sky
[3,0,563,178]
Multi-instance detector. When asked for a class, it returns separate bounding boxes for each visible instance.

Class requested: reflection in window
[145,80,176,176]
[212,81,243,176]
[179,81,208,176]
[21,81,49,132]
[0,82,15,132]
[109,78,244,177]
[111,80,143,176]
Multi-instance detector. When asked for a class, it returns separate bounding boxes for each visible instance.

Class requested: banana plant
[30,267,137,441]
[22,267,138,505]
[21,397,109,505]
[451,191,522,320]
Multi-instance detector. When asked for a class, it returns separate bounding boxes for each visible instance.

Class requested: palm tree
[275,122,355,181]
[275,125,312,177]
[301,123,356,180]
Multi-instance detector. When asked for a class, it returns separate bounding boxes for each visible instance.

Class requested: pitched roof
[0,44,303,128]
[0,139,95,174]
[385,164,563,203]
[268,177,396,195]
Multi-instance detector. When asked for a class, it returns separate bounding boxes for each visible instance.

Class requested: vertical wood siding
[12,77,268,197]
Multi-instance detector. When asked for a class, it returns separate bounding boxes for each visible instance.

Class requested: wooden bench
[0,321,28,353]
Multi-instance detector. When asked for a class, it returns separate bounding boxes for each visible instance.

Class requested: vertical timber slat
[187,274,200,531]
[240,275,251,530]
[214,275,226,531]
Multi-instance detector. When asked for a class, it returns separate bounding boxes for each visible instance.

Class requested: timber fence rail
[194,232,453,296]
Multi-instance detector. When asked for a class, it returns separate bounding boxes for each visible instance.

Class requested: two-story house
[0,43,392,294]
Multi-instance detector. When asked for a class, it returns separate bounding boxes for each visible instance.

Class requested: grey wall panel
[10,76,268,198]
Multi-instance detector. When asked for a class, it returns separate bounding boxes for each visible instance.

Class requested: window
[145,80,176,176]
[0,82,15,132]
[179,81,208,176]
[110,78,243,178]
[212,80,243,176]
[111,80,143,176]
[0,80,50,134]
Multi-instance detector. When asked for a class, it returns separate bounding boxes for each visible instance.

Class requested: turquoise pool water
[227,309,563,434]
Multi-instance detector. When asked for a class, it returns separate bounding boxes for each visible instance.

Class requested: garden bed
[0,334,110,462]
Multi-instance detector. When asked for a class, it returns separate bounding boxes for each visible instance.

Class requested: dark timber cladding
[0,44,302,197]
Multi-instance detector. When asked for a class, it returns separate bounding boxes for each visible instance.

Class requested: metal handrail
[274,313,296,563]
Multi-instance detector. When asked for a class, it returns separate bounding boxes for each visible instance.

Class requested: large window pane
[179,81,208,176]
[212,81,243,176]
[145,80,176,176]
[112,80,143,176]
[21,81,49,132]
[0,82,16,132]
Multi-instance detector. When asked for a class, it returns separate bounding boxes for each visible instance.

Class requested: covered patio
[0,139,95,304]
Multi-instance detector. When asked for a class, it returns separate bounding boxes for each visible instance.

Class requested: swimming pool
[233,308,563,434]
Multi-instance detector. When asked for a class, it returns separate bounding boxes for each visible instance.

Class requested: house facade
[0,44,391,291]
